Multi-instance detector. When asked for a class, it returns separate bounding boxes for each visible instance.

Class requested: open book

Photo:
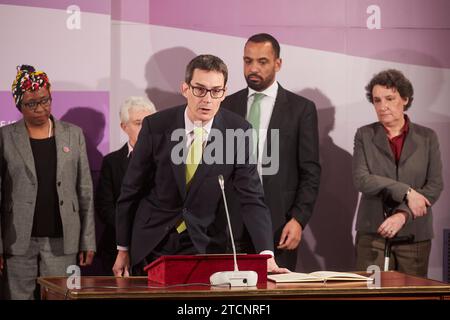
[268,271,373,283]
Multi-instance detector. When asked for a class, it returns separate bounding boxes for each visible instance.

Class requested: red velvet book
[143,254,270,285]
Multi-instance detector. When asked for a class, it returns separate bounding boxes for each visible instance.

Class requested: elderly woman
[0,65,96,299]
[352,69,443,277]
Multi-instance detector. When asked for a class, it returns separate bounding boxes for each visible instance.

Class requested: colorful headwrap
[11,65,51,110]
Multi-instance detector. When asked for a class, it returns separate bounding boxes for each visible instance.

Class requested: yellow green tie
[177,127,204,233]
[185,127,204,184]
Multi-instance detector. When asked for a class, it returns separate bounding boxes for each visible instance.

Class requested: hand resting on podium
[112,250,289,277]
[113,250,130,277]
[268,256,290,274]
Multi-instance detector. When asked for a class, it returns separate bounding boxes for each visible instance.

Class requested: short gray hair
[119,96,156,123]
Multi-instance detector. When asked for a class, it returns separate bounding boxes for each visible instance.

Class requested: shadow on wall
[60,107,106,187]
[296,88,358,272]
[60,107,106,276]
[145,47,197,110]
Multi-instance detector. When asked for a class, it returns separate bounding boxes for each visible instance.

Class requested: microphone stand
[209,175,258,286]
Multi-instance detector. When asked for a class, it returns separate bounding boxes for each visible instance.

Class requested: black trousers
[99,251,117,276]
[132,228,197,276]
[235,229,298,271]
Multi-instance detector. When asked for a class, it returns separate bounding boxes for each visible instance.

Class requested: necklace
[48,118,53,138]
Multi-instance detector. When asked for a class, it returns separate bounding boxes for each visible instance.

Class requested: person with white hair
[95,96,156,275]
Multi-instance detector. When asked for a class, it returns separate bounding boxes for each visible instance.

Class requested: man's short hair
[246,33,281,58]
[120,96,156,123]
[185,54,228,86]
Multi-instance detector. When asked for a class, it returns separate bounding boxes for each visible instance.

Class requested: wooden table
[38,271,450,300]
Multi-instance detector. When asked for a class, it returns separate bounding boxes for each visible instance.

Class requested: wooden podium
[143,254,270,285]
[38,271,450,300]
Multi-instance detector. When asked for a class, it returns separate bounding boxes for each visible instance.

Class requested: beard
[245,73,275,91]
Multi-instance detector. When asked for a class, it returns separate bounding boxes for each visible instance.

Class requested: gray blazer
[352,121,443,242]
[0,118,96,255]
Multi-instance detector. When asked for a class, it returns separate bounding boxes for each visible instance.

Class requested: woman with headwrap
[0,65,96,299]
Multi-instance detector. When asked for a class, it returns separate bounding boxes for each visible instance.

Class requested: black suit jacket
[222,84,321,238]
[116,105,274,266]
[95,143,130,255]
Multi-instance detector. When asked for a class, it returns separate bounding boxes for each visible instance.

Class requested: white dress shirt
[184,108,213,146]
[127,141,133,158]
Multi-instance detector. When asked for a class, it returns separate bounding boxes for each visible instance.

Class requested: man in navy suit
[95,96,155,275]
[222,33,321,271]
[113,54,288,276]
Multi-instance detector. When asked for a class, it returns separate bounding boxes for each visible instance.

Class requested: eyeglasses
[22,96,52,111]
[189,84,225,99]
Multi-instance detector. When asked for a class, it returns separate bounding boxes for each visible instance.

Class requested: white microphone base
[210,271,258,287]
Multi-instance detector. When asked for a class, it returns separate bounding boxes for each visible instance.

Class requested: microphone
[209,175,258,286]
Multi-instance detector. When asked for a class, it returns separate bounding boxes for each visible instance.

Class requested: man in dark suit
[95,96,155,275]
[222,33,321,271]
[113,54,287,276]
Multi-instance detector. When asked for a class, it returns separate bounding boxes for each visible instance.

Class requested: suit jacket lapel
[169,107,187,200]
[398,123,418,166]
[266,83,288,132]
[115,143,130,184]
[12,119,36,182]
[372,123,395,162]
[262,83,287,184]
[118,142,129,168]
[233,89,249,118]
[54,118,71,182]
